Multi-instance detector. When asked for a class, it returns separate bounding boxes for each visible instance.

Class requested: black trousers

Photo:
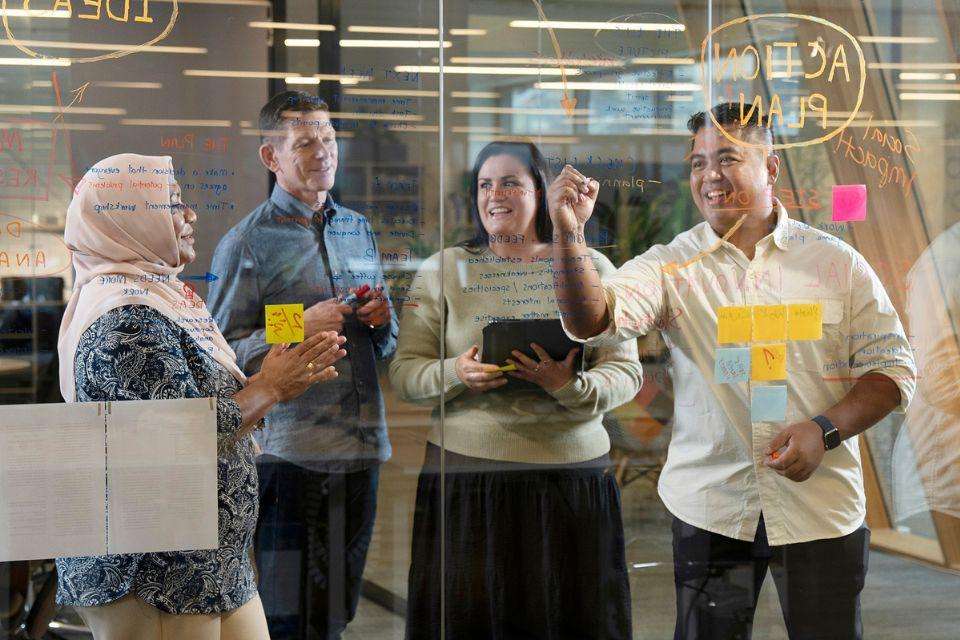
[672,515,869,640]
[255,456,380,640]
[406,443,632,640]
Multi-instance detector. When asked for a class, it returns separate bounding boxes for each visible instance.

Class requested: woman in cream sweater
[390,141,642,639]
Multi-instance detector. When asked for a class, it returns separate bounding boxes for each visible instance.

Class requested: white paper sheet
[0,397,220,561]
[0,402,106,561]
[106,397,218,554]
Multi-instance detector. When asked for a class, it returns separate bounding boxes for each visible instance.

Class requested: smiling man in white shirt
[548,102,916,639]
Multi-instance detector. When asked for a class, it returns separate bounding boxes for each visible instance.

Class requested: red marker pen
[340,284,372,308]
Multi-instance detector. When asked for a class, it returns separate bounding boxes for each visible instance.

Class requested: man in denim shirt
[207,91,397,639]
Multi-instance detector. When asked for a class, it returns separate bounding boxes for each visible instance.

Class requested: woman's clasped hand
[455,345,507,391]
[506,343,579,392]
[454,343,579,394]
[258,331,347,402]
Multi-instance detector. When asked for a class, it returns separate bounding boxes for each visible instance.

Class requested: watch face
[825,428,842,450]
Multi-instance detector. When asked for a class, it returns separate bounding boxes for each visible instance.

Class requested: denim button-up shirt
[208,185,396,472]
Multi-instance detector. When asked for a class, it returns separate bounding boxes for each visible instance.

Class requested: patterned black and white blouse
[56,304,258,615]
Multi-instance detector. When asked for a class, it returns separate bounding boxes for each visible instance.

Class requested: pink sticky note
[832,184,867,222]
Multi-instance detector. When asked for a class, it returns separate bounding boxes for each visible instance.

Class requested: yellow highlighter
[497,363,518,372]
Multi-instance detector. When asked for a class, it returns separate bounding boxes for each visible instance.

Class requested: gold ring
[306,362,315,370]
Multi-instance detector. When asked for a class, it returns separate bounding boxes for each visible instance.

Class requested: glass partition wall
[1,0,958,638]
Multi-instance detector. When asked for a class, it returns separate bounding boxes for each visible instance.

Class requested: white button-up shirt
[567,202,916,544]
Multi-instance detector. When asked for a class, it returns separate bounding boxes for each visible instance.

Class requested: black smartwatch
[812,415,842,450]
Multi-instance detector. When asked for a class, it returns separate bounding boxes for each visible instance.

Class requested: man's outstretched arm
[549,164,608,339]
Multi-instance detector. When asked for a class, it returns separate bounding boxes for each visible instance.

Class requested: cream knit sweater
[389,245,642,464]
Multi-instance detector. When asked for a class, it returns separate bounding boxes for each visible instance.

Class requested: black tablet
[481,319,583,385]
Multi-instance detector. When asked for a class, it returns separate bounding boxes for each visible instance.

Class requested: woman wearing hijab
[56,153,347,639]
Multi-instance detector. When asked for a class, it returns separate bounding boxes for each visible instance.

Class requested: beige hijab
[58,153,245,402]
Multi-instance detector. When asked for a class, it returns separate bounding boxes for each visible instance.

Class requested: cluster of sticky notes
[832,184,867,222]
[716,302,823,422]
[715,344,789,383]
[265,303,305,344]
[717,303,823,350]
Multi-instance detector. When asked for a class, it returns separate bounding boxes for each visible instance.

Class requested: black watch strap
[812,415,842,450]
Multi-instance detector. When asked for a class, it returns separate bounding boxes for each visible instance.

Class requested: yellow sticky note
[265,303,305,344]
[752,304,787,342]
[751,343,787,381]
[788,303,823,341]
[717,306,752,344]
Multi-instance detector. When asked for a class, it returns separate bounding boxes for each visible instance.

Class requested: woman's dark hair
[459,141,552,251]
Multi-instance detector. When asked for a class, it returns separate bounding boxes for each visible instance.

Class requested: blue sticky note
[715,347,750,383]
[751,386,788,422]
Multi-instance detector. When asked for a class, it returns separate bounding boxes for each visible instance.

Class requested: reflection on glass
[895,222,960,533]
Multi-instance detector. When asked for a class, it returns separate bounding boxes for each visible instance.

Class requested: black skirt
[406,443,633,640]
